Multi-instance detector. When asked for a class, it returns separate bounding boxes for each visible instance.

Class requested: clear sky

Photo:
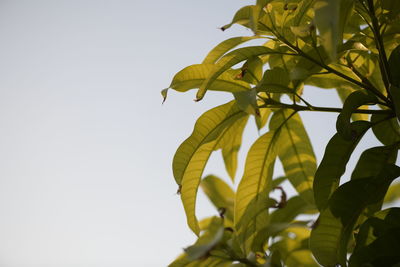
[0,1,381,266]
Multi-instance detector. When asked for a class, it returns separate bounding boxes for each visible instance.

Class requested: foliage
[164,0,400,266]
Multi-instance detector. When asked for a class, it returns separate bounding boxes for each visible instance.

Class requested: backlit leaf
[313,121,371,210]
[173,101,247,234]
[272,110,317,204]
[169,64,249,94]
[371,114,400,145]
[201,175,235,222]
[196,46,278,100]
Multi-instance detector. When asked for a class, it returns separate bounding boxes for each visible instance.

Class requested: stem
[259,21,388,103]
[366,0,392,94]
[258,101,393,115]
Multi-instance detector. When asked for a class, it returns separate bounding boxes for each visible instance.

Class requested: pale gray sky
[0,1,381,266]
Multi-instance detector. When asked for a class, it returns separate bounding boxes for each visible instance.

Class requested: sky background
[0,1,385,266]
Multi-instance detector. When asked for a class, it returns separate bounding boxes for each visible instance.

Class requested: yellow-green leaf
[173,101,247,234]
[202,37,260,64]
[196,46,277,101]
[235,130,279,253]
[201,175,235,222]
[169,64,250,95]
[272,110,317,204]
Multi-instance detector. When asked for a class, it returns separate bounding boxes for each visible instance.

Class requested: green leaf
[313,121,371,211]
[336,87,370,122]
[202,36,260,64]
[313,0,340,61]
[200,175,235,222]
[237,56,263,84]
[336,90,377,140]
[349,208,400,267]
[196,46,277,101]
[257,67,292,93]
[218,115,249,181]
[234,88,258,115]
[221,5,260,32]
[272,110,317,204]
[168,64,250,94]
[351,144,399,180]
[173,101,247,234]
[310,164,400,266]
[234,129,279,253]
[184,217,224,260]
[371,114,400,145]
[389,45,400,87]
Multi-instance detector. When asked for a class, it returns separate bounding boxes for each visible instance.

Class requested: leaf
[371,114,400,145]
[351,144,399,180]
[257,67,292,93]
[168,64,250,95]
[218,115,249,180]
[313,0,340,61]
[336,87,370,122]
[200,175,235,222]
[221,5,260,32]
[237,56,263,84]
[313,121,371,211]
[272,110,317,204]
[233,88,258,115]
[234,130,279,253]
[173,101,247,234]
[336,90,377,140]
[384,182,400,203]
[202,36,260,64]
[388,45,400,122]
[349,208,400,267]
[196,46,277,101]
[184,217,224,260]
[310,164,400,266]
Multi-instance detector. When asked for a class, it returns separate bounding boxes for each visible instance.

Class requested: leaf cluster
[164,0,400,266]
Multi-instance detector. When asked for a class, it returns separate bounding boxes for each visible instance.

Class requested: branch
[258,100,393,115]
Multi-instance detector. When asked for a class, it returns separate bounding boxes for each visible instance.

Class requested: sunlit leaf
[257,67,292,93]
[235,129,279,253]
[217,115,249,180]
[272,110,317,204]
[173,101,247,234]
[202,36,260,64]
[313,121,371,210]
[201,175,235,222]
[168,64,250,95]
[196,46,279,101]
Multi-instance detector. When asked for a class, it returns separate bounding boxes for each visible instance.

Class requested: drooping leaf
[336,87,370,122]
[336,90,377,140]
[200,175,235,222]
[168,64,250,94]
[196,46,278,100]
[371,114,400,145]
[221,5,260,32]
[173,101,247,234]
[313,121,371,211]
[310,164,400,266]
[234,129,279,253]
[272,110,317,204]
[217,115,249,181]
[202,36,260,64]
